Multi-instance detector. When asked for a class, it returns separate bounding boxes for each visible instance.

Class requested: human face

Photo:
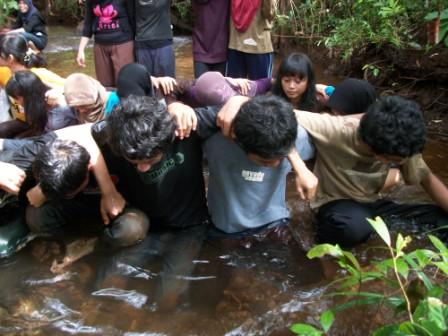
[18,1,29,14]
[281,75,308,105]
[247,153,282,168]
[129,153,164,172]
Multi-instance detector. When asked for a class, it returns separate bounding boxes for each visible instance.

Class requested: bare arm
[288,148,318,201]
[76,36,90,67]
[421,172,448,213]
[55,124,125,224]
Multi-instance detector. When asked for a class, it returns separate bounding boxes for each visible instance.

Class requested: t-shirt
[82,0,134,45]
[91,121,209,231]
[228,0,274,54]
[134,0,172,48]
[192,0,230,63]
[195,106,315,233]
[296,111,432,209]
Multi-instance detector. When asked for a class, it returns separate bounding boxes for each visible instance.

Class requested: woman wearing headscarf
[7,0,47,51]
[64,73,118,123]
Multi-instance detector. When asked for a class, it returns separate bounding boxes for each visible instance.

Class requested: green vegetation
[275,0,448,60]
[290,217,448,335]
[1,1,18,26]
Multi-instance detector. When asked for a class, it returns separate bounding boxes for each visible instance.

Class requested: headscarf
[18,0,38,24]
[117,63,154,98]
[192,71,257,106]
[327,78,376,115]
[64,73,108,123]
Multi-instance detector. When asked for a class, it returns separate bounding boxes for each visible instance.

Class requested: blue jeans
[226,49,273,80]
[21,32,47,50]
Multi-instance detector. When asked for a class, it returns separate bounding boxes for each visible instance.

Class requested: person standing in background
[192,0,230,78]
[76,0,135,88]
[226,0,275,80]
[134,0,175,77]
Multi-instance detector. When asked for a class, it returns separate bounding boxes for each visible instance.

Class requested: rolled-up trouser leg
[103,207,149,247]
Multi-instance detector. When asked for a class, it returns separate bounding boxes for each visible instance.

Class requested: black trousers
[316,199,448,247]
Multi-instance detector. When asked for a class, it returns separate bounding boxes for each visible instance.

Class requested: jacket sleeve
[126,0,136,35]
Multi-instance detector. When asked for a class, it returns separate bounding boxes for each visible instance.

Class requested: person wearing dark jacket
[76,0,135,87]
[7,0,47,51]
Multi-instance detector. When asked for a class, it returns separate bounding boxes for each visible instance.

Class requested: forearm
[421,172,448,213]
[78,36,90,52]
[55,124,115,193]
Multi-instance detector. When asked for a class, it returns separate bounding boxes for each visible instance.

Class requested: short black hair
[233,95,298,159]
[33,139,90,200]
[359,96,426,157]
[106,95,176,161]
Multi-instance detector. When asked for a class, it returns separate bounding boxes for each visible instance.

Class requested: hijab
[64,73,108,123]
[116,63,154,98]
[18,0,38,24]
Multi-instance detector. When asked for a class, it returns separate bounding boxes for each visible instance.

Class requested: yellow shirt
[0,67,65,122]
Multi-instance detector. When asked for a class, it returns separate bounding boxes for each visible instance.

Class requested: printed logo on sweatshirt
[241,170,264,182]
[93,4,119,30]
[139,152,185,184]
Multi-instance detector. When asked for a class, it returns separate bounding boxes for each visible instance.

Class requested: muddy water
[1,26,447,335]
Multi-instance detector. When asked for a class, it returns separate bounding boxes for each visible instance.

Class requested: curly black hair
[359,96,426,157]
[233,95,298,159]
[106,95,176,161]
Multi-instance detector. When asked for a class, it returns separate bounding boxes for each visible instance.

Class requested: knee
[25,204,65,233]
[104,208,149,247]
[316,202,373,247]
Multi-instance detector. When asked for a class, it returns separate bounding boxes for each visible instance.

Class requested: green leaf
[428,235,448,260]
[433,262,448,276]
[367,217,391,246]
[307,244,343,259]
[373,324,406,336]
[426,297,448,331]
[342,250,361,271]
[290,323,322,335]
[395,258,409,279]
[320,310,334,333]
[398,321,433,335]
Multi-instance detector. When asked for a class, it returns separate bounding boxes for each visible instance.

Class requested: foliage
[290,217,448,335]
[0,0,18,26]
[173,0,191,21]
[49,0,83,21]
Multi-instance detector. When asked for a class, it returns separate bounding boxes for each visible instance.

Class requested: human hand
[0,162,25,195]
[167,102,197,139]
[225,77,251,96]
[26,184,47,207]
[152,76,177,95]
[288,148,318,201]
[45,88,65,107]
[100,189,125,225]
[216,95,249,138]
[76,50,86,67]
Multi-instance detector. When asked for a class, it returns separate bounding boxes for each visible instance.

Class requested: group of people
[0,0,447,311]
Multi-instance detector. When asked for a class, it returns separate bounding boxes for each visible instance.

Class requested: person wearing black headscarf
[9,0,47,51]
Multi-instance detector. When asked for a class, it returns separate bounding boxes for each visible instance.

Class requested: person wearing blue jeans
[7,0,47,51]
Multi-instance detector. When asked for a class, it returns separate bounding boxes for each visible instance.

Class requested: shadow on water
[1,26,447,335]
